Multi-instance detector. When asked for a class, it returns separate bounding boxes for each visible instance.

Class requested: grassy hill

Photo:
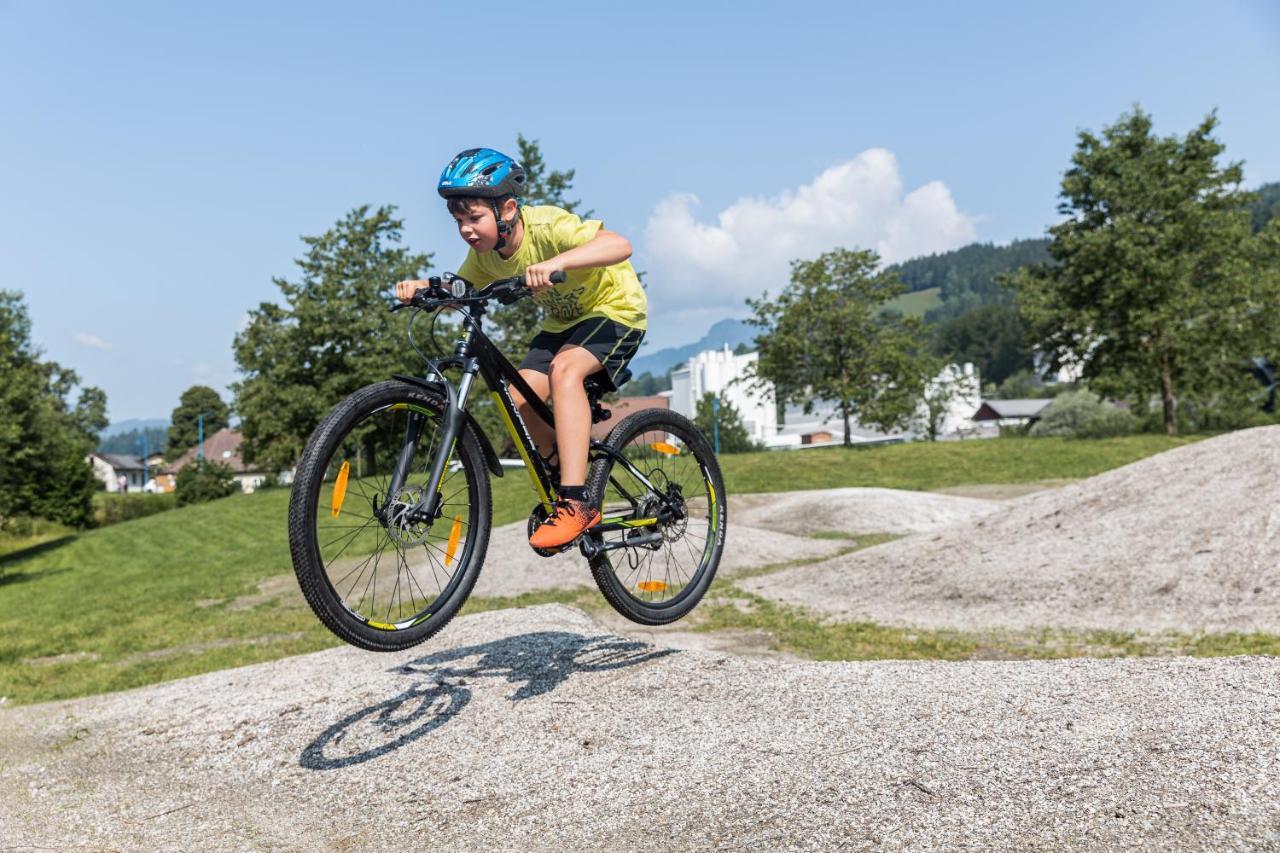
[0,433,1200,705]
[882,286,942,318]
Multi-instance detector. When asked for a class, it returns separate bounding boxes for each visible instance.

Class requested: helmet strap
[492,198,518,251]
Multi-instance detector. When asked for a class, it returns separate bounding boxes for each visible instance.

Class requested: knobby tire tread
[585,408,727,626]
[287,380,492,652]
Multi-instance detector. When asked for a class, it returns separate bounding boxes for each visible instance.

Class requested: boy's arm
[525,228,632,294]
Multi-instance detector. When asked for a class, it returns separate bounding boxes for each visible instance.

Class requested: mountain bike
[287,272,727,652]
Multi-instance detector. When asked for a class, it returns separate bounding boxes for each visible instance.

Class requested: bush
[175,461,239,506]
[1030,390,1139,438]
[93,493,177,527]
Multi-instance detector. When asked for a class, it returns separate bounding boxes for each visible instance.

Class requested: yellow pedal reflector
[650,442,680,456]
[636,580,668,592]
[444,515,463,567]
[330,461,351,518]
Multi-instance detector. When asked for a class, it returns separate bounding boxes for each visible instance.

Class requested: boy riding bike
[396,147,647,550]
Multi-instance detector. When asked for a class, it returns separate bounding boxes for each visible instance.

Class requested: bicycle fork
[380,363,480,529]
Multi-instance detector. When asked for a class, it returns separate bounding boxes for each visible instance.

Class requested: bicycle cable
[406,307,450,381]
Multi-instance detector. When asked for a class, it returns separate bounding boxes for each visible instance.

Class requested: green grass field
[0,433,1219,705]
[881,286,942,318]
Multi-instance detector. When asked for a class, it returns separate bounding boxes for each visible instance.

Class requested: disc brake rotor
[383,486,434,547]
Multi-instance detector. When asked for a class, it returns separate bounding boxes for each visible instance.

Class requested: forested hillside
[886,239,1051,323]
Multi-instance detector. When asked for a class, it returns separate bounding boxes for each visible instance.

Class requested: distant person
[396,148,646,550]
[117,473,128,494]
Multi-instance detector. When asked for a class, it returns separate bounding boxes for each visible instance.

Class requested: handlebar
[391,271,566,312]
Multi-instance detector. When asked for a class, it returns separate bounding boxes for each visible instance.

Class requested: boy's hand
[524,261,563,295]
[395,279,430,303]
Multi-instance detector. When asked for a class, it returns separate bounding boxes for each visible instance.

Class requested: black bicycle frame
[384,303,672,542]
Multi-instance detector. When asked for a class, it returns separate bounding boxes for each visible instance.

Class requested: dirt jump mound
[746,426,1280,634]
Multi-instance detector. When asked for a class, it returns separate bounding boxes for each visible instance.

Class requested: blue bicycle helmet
[438,148,527,249]
[437,148,527,199]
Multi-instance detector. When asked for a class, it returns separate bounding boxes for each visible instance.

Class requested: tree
[928,303,1033,386]
[887,239,1051,324]
[175,460,238,506]
[1029,390,1139,439]
[1009,107,1273,435]
[693,393,758,453]
[233,206,437,471]
[482,135,590,361]
[0,291,108,529]
[914,360,971,441]
[746,248,931,445]
[1251,182,1280,233]
[166,386,229,460]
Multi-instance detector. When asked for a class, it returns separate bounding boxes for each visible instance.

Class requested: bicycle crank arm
[578,528,663,559]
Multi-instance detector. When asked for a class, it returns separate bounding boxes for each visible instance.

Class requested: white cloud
[72,332,113,351]
[639,149,978,346]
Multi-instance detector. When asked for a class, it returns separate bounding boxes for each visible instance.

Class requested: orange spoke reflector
[650,442,680,456]
[636,580,668,592]
[330,461,350,518]
[444,515,463,567]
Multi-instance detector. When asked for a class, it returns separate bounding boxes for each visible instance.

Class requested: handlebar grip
[549,271,566,284]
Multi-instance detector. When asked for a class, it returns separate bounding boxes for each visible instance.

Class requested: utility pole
[140,431,149,492]
[197,413,205,465]
[712,396,720,454]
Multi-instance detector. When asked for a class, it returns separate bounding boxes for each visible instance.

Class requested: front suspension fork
[383,365,479,525]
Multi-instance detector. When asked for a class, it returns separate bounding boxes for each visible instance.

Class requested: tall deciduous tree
[693,393,758,453]
[483,135,590,359]
[0,290,107,528]
[232,206,436,471]
[1009,107,1272,435]
[166,385,229,460]
[746,248,931,445]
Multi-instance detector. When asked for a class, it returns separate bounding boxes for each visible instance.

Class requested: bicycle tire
[584,408,727,625]
[288,380,492,651]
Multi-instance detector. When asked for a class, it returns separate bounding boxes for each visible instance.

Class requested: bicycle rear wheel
[584,408,727,625]
[288,380,491,651]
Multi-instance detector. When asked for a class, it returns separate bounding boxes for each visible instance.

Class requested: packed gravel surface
[729,487,1000,536]
[471,488,997,599]
[471,520,845,599]
[746,426,1280,634]
[2,605,1277,850]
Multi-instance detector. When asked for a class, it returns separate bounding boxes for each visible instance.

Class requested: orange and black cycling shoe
[529,497,601,550]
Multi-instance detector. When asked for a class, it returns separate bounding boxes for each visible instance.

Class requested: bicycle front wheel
[288,380,492,651]
[585,408,727,625]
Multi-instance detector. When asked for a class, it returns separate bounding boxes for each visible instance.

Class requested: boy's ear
[501,197,520,219]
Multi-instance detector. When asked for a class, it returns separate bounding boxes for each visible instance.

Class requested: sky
[2,1,1278,422]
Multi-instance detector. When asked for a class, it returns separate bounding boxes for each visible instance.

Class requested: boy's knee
[550,366,586,393]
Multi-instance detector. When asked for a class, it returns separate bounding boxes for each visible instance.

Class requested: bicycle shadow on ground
[299,631,676,770]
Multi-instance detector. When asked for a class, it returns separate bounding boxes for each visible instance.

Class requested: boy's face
[451,198,516,253]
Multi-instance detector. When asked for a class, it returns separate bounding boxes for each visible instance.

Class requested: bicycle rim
[311,401,481,631]
[594,419,723,609]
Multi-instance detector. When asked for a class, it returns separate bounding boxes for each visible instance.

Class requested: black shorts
[519,316,645,391]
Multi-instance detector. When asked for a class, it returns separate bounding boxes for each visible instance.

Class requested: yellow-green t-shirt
[455,205,647,333]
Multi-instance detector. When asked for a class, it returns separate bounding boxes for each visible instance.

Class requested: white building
[773,362,982,446]
[669,345,777,445]
[88,453,148,492]
[918,362,983,438]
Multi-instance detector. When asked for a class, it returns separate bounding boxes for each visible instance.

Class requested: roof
[93,453,145,471]
[590,396,670,441]
[971,399,1054,421]
[168,428,265,474]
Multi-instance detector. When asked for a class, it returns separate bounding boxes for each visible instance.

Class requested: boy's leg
[509,369,555,460]
[546,346,605,487]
